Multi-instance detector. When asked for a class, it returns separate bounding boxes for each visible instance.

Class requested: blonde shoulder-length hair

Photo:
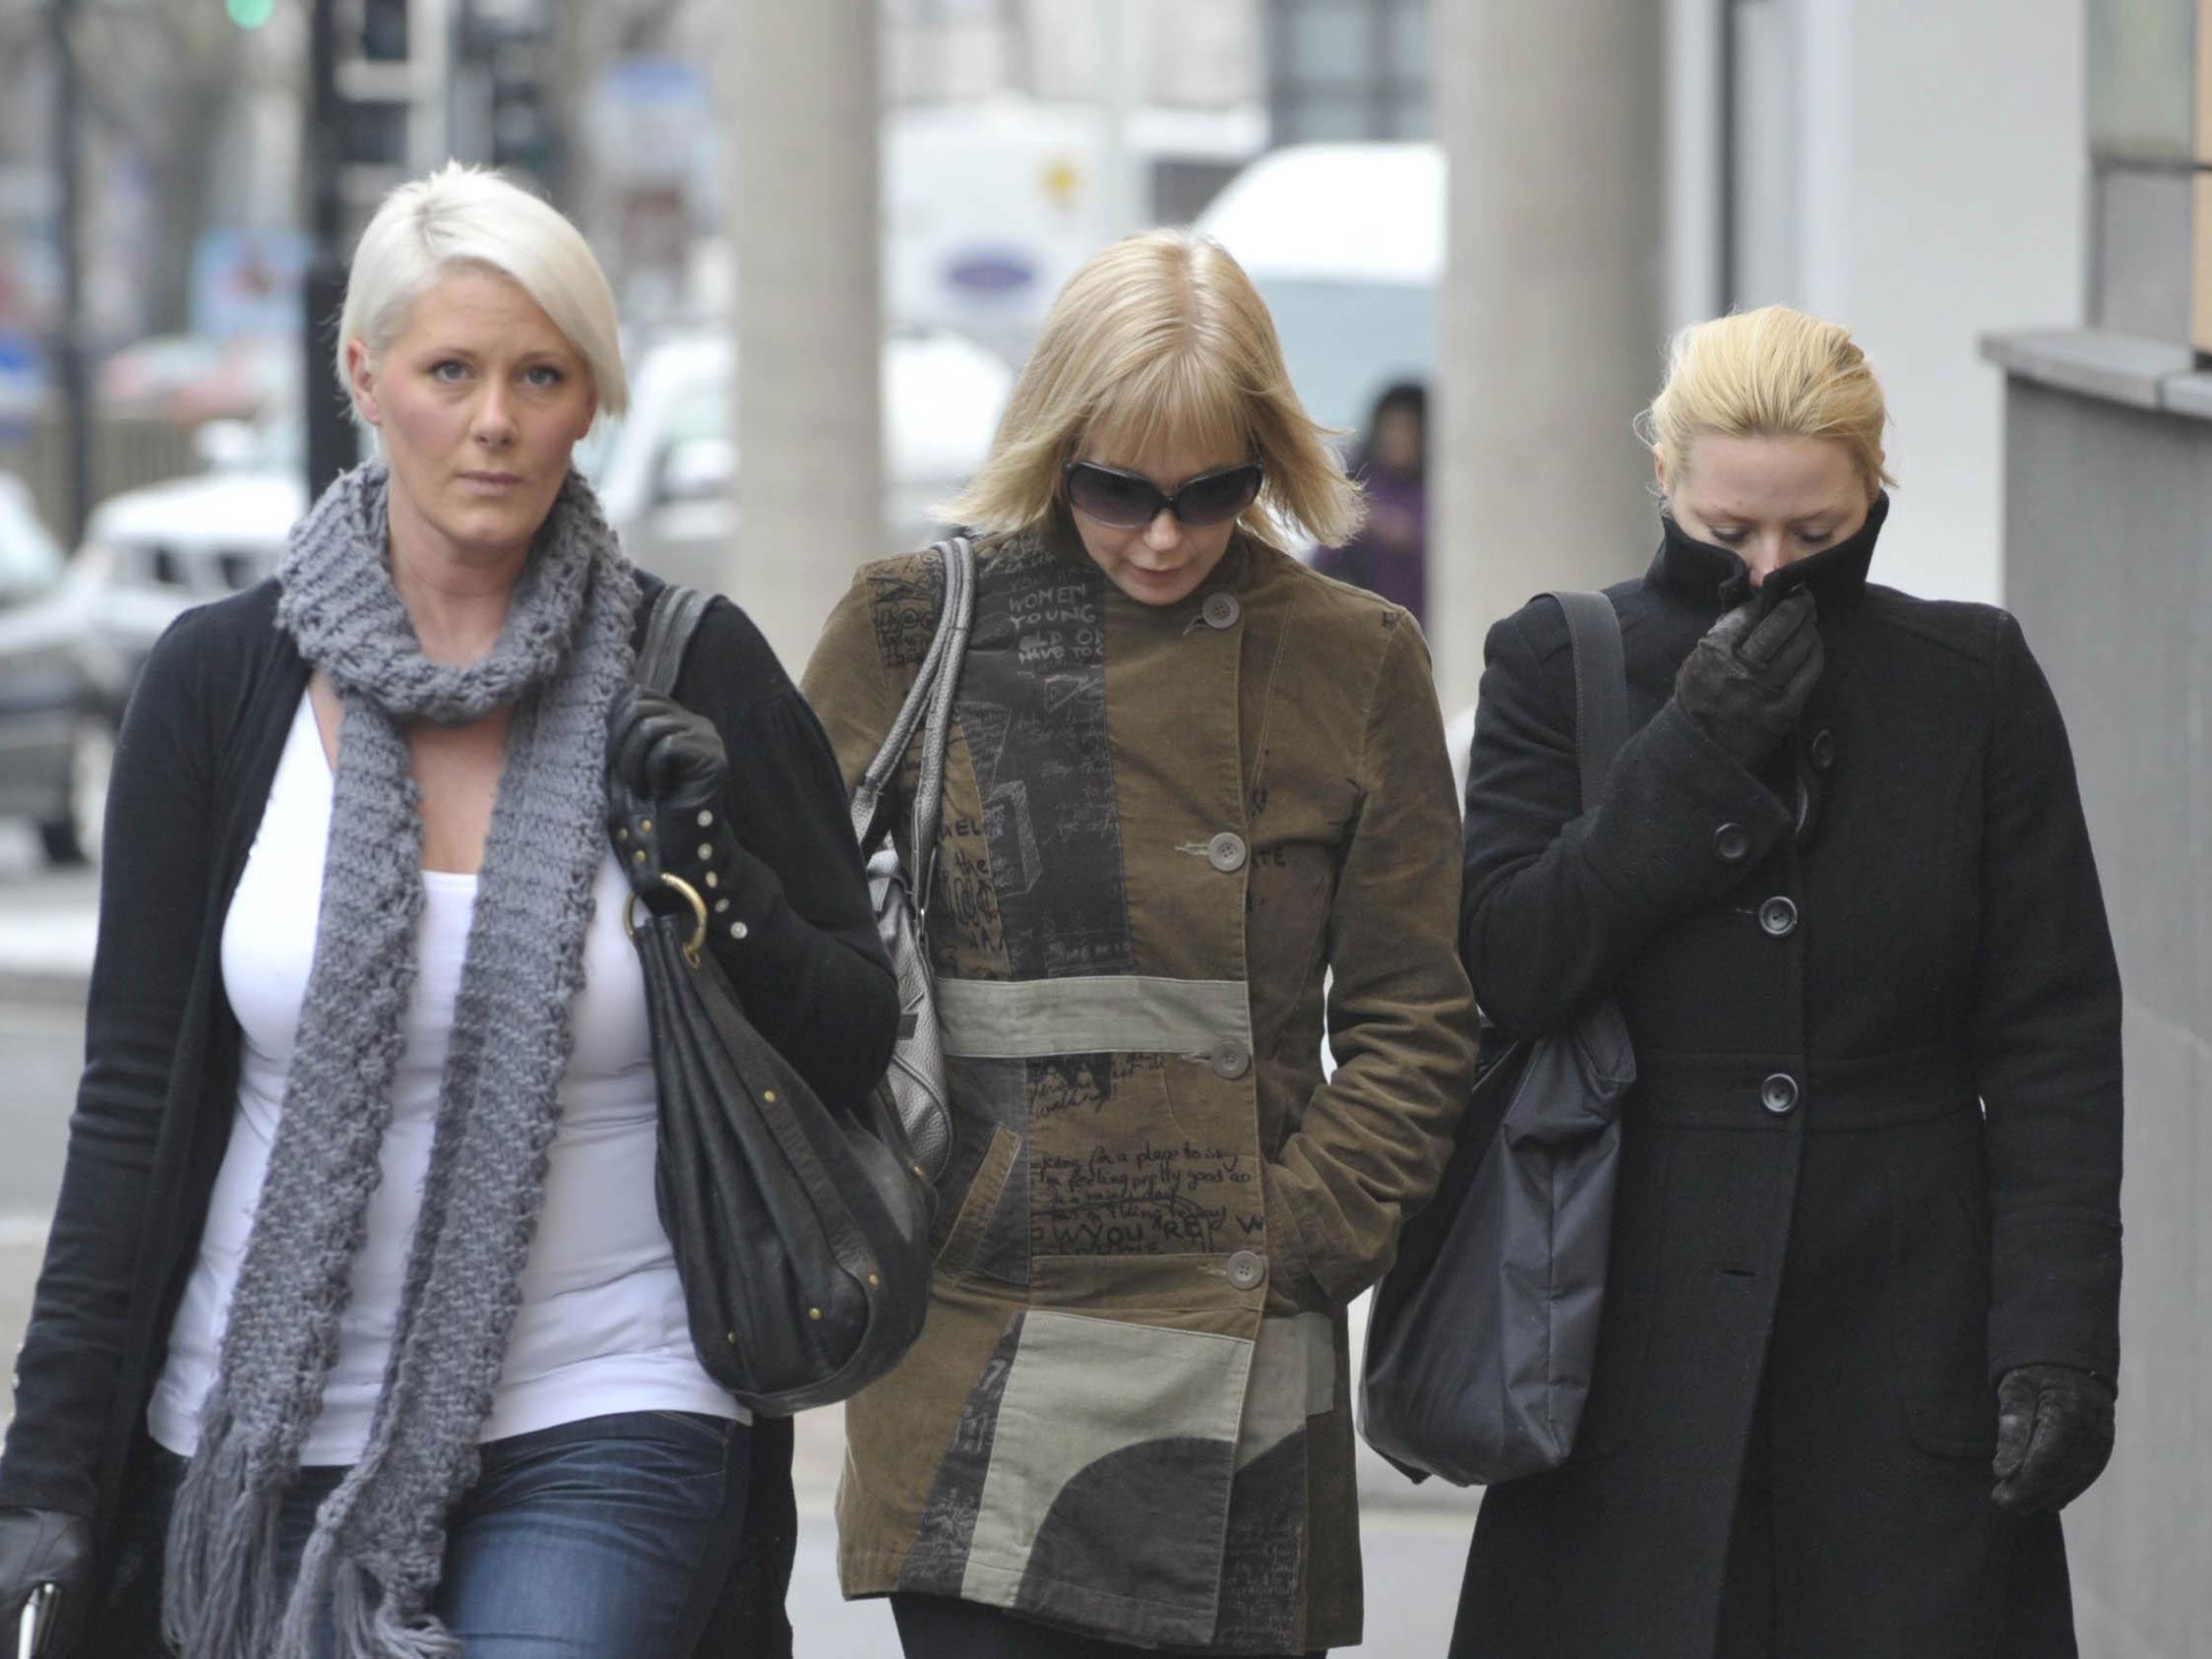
[939,229,1364,548]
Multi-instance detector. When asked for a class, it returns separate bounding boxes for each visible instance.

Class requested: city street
[0,833,1475,1654]
[0,0,2193,1646]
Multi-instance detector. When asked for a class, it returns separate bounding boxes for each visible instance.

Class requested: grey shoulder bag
[1359,589,1639,1486]
[847,536,976,1182]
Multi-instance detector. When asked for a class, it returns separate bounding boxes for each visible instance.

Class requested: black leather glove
[1672,588,1823,768]
[0,1507,92,1657]
[609,687,727,820]
[607,687,740,914]
[1991,1363,2116,1514]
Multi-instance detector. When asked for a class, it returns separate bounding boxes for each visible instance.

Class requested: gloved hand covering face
[1672,587,1824,768]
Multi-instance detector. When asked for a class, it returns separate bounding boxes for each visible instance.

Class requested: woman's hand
[608,687,729,817]
[1990,1363,2116,1514]
[1672,589,1823,768]
[607,687,742,899]
[0,1507,91,1656]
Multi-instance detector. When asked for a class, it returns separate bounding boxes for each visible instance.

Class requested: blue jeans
[127,1410,749,1658]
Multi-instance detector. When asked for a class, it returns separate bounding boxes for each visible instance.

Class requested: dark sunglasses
[1061,459,1264,529]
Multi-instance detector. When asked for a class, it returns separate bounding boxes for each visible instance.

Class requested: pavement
[0,828,1479,1651]
[0,830,96,1012]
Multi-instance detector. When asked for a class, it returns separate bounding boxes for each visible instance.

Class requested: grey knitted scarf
[162,461,640,1659]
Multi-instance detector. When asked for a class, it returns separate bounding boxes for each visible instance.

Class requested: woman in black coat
[1450,306,2121,1659]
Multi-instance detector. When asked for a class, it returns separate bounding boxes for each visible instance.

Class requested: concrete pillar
[728,0,882,672]
[1431,1,1669,712]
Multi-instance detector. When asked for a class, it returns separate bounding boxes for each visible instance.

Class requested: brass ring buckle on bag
[623,873,709,969]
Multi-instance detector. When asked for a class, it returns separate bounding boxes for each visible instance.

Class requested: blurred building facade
[884,0,1261,111]
[1264,0,1430,144]
[1982,2,2212,1652]
[1429,0,2083,709]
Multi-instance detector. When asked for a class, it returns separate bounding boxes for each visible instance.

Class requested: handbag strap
[1545,590,1628,808]
[849,537,977,884]
[638,581,713,696]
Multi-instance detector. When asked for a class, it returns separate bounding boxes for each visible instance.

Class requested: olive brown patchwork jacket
[802,528,1481,1652]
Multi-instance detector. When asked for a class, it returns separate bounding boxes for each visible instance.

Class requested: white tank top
[148,693,742,1465]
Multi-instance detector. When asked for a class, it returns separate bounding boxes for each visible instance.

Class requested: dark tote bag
[611,584,935,1418]
[1359,589,1637,1488]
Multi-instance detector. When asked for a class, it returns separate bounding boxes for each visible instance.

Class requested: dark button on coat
[1450,525,2122,1659]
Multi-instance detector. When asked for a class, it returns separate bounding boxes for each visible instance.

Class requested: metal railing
[0,412,201,550]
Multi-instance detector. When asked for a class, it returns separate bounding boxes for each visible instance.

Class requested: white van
[1192,142,1443,437]
[887,96,1266,363]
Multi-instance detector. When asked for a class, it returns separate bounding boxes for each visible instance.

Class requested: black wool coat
[1449,515,2122,1659]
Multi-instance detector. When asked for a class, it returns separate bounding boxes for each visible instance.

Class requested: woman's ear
[1652,451,1671,502]
[344,338,382,428]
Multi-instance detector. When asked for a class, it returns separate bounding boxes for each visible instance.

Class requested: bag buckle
[623,873,710,968]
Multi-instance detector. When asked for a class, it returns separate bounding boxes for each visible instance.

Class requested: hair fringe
[938,229,1364,549]
[336,161,627,427]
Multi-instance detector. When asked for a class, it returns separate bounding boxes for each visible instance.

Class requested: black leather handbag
[610,584,935,1417]
[1359,589,1638,1486]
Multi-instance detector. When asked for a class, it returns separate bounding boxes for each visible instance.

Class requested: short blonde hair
[941,229,1363,547]
[1642,305,1894,501]
[337,162,627,419]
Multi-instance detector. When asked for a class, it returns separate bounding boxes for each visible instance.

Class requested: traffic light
[226,0,276,27]
[361,0,407,62]
[488,48,552,173]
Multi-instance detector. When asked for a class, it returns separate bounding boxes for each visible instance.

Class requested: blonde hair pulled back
[940,229,1364,548]
[1642,305,1894,501]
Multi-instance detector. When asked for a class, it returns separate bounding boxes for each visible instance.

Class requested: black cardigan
[0,573,897,1568]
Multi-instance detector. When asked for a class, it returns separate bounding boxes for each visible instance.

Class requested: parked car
[73,417,304,693]
[0,474,127,864]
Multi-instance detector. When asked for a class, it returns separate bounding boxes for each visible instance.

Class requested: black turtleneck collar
[1647,490,1890,611]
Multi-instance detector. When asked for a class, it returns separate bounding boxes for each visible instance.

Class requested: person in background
[1312,381,1427,628]
[1448,305,2122,1658]
[0,163,896,1659]
[804,230,1480,1658]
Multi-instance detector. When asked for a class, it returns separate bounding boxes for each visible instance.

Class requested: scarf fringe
[290,1552,464,1659]
[161,1421,288,1659]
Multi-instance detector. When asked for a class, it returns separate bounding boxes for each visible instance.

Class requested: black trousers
[890,1593,1325,1658]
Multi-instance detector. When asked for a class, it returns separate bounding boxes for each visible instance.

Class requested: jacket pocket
[1883,1128,1997,1458]
[1259,1164,1322,1315]
[934,1125,1020,1278]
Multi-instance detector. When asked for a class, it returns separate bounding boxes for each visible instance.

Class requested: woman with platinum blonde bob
[0,163,896,1657]
[803,229,1480,1657]
[1450,306,2122,1658]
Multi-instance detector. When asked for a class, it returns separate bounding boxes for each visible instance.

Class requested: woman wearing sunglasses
[802,229,1480,1658]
